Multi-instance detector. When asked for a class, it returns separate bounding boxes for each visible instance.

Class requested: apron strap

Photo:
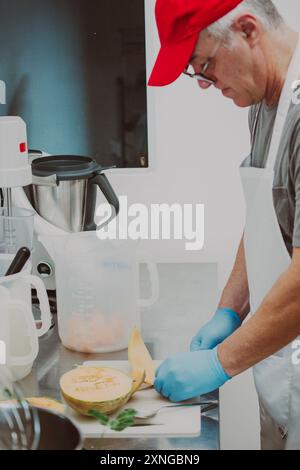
[266,36,300,172]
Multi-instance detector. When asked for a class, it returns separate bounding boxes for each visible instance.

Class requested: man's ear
[232,14,261,47]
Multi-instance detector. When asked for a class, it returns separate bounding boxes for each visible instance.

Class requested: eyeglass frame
[183,40,222,85]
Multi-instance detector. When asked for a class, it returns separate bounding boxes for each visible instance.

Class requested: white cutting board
[65,360,201,438]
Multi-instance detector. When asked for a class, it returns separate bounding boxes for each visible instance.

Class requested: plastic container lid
[31,156,102,181]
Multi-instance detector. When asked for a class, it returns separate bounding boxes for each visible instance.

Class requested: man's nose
[197,80,213,89]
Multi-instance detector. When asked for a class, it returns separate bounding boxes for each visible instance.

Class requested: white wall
[100,0,300,450]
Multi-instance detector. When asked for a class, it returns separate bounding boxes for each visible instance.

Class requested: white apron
[240,37,300,449]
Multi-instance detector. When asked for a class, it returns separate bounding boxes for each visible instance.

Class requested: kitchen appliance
[39,233,159,353]
[30,155,119,232]
[0,117,32,255]
[0,117,32,198]
[12,153,120,292]
[0,115,52,335]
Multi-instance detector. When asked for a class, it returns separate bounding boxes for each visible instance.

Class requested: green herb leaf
[88,409,110,425]
[110,418,135,432]
[116,409,137,419]
[87,408,138,432]
[115,418,134,426]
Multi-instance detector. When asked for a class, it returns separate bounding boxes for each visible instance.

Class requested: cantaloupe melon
[26,397,65,414]
[0,397,65,414]
[60,366,144,416]
[128,327,156,389]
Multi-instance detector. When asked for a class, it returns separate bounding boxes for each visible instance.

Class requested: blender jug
[30,156,120,232]
[39,232,159,353]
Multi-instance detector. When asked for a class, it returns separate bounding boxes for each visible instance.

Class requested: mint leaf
[116,409,137,419]
[110,418,135,432]
[115,417,134,426]
[88,408,138,432]
[87,409,109,425]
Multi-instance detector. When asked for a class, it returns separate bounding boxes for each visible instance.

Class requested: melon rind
[61,389,132,416]
[130,368,146,394]
[128,327,156,387]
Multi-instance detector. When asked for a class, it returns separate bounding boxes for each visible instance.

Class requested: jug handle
[85,173,120,231]
[137,250,160,308]
[23,274,52,337]
[8,300,39,367]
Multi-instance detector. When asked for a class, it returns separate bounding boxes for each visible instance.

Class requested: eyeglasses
[183,41,222,85]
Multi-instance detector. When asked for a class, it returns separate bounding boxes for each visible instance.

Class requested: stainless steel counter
[21,263,220,450]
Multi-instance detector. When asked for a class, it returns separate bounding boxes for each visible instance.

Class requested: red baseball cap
[148,0,243,87]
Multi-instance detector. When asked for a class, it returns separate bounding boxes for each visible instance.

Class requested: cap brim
[148,34,199,87]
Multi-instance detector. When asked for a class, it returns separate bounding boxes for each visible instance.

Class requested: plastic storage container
[40,232,159,352]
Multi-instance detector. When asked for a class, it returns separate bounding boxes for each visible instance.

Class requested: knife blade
[132,422,164,427]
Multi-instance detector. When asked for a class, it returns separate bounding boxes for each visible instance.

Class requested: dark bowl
[35,407,82,450]
[0,405,82,450]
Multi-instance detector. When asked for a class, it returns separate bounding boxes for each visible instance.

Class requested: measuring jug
[0,255,52,338]
[39,232,159,352]
[0,285,39,381]
[0,255,52,380]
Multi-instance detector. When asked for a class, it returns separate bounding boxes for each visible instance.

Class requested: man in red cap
[150,0,300,450]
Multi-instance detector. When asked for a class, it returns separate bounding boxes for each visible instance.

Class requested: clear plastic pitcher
[0,285,38,381]
[0,255,52,338]
[0,255,52,380]
[39,232,159,353]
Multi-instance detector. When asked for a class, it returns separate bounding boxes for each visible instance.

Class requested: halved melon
[60,366,144,416]
[128,327,156,389]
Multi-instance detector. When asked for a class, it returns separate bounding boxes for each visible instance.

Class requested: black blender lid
[32,155,102,181]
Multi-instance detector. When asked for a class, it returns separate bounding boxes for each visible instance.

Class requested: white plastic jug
[0,255,52,338]
[39,232,159,353]
[0,285,38,381]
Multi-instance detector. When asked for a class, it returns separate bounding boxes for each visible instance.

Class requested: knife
[132,422,164,427]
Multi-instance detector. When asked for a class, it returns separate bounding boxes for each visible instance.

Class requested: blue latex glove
[190,308,241,352]
[154,348,230,402]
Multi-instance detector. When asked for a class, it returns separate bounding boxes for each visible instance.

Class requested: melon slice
[131,368,146,394]
[26,397,65,414]
[0,397,65,414]
[128,327,155,389]
[60,366,143,416]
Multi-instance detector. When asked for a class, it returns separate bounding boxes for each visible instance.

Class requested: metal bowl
[0,405,82,450]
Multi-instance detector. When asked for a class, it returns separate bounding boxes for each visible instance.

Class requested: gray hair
[206,0,284,41]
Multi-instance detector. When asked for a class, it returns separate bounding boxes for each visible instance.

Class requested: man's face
[190,28,266,107]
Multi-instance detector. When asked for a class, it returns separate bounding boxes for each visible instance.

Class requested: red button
[19,142,27,153]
